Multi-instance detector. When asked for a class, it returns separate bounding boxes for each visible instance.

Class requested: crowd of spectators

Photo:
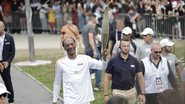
[0,0,185,37]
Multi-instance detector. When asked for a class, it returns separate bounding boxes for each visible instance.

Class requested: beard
[121,50,129,55]
[165,48,172,53]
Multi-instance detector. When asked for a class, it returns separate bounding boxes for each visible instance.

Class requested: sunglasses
[154,51,162,54]
[0,93,7,98]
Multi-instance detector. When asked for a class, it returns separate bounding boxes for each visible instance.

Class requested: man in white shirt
[140,43,178,104]
[136,27,154,61]
[52,37,107,104]
[112,27,137,57]
[0,21,15,104]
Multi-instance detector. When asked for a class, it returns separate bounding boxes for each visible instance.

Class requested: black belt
[114,85,134,91]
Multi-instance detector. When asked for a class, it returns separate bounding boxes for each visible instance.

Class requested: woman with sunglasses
[0,83,9,104]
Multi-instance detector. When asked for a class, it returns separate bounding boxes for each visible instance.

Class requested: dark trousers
[1,66,14,103]
[145,93,159,104]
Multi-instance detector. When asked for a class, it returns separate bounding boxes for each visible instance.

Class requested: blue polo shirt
[106,54,142,90]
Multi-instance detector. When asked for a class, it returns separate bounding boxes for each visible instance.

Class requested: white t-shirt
[53,55,106,104]
[162,53,178,75]
[136,43,152,61]
[0,32,5,60]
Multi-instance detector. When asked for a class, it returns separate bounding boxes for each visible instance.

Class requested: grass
[14,40,185,104]
[173,40,185,62]
[14,49,63,90]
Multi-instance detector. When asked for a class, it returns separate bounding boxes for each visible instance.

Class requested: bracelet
[104,94,109,96]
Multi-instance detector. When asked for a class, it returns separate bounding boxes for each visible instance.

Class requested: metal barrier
[2,12,185,39]
[115,13,185,63]
[145,14,185,39]
[117,13,185,39]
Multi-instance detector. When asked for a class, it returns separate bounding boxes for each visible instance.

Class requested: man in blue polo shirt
[103,38,145,104]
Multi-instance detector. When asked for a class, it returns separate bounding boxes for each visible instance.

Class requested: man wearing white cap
[112,27,137,57]
[160,38,182,82]
[136,27,155,61]
[0,83,9,104]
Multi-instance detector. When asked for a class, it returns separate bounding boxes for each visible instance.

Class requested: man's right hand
[102,49,108,61]
[0,63,4,72]
[93,51,97,58]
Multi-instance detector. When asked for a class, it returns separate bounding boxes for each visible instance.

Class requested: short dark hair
[119,38,130,46]
[107,96,128,104]
[119,38,130,49]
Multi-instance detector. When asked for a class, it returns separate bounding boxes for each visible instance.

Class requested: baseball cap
[122,27,132,35]
[0,83,9,95]
[160,38,174,47]
[140,27,154,36]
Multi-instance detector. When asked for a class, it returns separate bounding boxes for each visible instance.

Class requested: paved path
[0,65,63,104]
[13,34,61,49]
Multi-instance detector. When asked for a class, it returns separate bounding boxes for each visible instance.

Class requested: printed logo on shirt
[5,42,10,45]
[130,65,135,68]
[78,63,83,66]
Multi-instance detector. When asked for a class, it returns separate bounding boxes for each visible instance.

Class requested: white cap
[140,27,154,36]
[160,38,174,47]
[0,83,9,95]
[122,27,132,35]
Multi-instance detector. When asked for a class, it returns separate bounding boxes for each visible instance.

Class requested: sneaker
[94,87,100,91]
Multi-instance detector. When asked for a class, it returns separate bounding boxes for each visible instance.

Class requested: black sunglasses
[154,51,162,54]
[0,93,7,98]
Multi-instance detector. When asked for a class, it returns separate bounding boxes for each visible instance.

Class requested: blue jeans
[85,49,102,88]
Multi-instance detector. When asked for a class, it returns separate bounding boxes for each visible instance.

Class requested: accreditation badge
[156,77,163,92]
